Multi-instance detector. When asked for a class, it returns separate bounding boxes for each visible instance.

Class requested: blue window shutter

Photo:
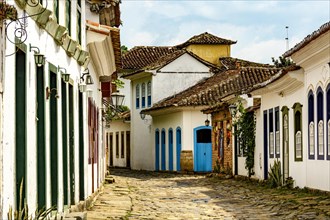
[308,90,315,159]
[317,88,324,160]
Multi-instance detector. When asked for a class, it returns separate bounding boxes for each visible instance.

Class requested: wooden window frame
[275,107,280,158]
[141,83,146,108]
[269,109,274,158]
[308,90,315,159]
[136,84,140,109]
[147,81,151,107]
[293,102,303,161]
[317,87,324,160]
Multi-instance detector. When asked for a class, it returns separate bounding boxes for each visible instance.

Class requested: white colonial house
[239,22,330,191]
[0,0,121,218]
[122,33,237,171]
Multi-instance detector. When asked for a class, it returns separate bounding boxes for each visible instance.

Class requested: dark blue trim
[308,90,315,159]
[269,109,274,158]
[155,129,160,171]
[327,84,330,160]
[317,87,324,160]
[141,83,146,108]
[275,107,280,158]
[136,84,140,109]
[147,96,151,107]
[176,127,182,171]
[168,128,173,171]
[161,129,166,170]
[263,110,268,180]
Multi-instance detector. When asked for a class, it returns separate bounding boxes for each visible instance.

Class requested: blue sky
[120,0,330,64]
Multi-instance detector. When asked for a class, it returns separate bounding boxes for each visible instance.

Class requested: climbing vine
[232,101,256,177]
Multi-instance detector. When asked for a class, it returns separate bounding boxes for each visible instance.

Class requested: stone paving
[87,168,330,219]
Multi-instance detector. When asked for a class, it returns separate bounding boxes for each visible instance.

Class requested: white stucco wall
[153,53,212,103]
[1,0,107,217]
[152,112,183,171]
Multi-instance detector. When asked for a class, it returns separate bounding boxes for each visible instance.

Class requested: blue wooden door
[155,130,160,171]
[176,128,182,171]
[161,129,166,170]
[194,126,212,172]
[168,129,173,171]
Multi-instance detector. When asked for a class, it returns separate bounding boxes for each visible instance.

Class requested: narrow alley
[87,169,330,219]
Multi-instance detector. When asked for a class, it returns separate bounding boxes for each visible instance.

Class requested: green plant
[232,100,256,177]
[112,79,125,89]
[213,157,221,173]
[268,160,282,188]
[271,56,293,68]
[285,176,294,189]
[7,178,55,220]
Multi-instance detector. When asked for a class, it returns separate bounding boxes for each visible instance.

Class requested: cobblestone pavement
[87,168,330,220]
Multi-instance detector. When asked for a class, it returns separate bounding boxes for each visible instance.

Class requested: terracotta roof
[176,32,236,48]
[219,57,273,70]
[283,22,330,57]
[122,46,179,70]
[142,66,284,114]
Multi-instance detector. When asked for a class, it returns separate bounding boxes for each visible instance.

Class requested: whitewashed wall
[152,112,183,171]
[153,53,211,103]
[0,0,107,218]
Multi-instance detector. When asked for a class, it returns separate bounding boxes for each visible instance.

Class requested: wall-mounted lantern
[229,104,237,117]
[111,90,125,108]
[205,114,210,127]
[81,68,94,85]
[29,44,45,67]
[58,66,70,83]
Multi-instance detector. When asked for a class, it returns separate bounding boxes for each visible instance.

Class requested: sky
[120,0,330,64]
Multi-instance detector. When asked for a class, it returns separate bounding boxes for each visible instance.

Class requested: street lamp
[111,91,125,108]
[58,66,70,83]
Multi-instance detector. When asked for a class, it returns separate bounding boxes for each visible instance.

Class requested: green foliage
[111,79,124,89]
[213,157,221,173]
[268,160,282,188]
[233,101,256,177]
[271,56,293,68]
[121,45,128,55]
[7,178,56,220]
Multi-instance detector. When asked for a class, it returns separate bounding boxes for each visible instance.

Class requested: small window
[293,102,303,161]
[296,131,302,159]
[121,131,125,158]
[309,122,315,156]
[147,81,151,107]
[275,107,280,158]
[142,83,146,108]
[136,84,140,109]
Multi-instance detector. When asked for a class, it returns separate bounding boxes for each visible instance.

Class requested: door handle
[204,153,206,155]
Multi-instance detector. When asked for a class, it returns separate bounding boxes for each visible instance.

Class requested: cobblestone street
[87,169,330,219]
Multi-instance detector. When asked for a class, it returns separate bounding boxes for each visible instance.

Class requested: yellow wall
[186,44,231,65]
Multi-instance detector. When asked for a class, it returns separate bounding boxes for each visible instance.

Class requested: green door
[49,65,58,207]
[61,81,68,205]
[37,65,46,208]
[15,48,26,209]
[69,84,75,204]
[79,91,84,201]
